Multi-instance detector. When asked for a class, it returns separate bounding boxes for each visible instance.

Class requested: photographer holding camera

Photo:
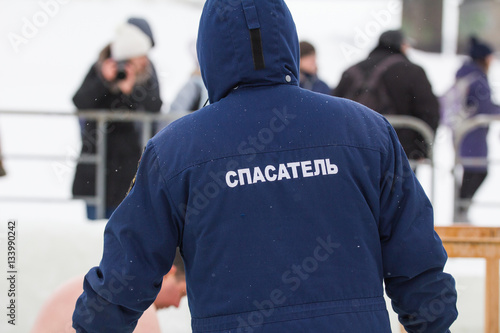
[72,17,162,220]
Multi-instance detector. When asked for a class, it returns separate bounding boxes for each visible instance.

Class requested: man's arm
[72,141,181,333]
[379,121,458,332]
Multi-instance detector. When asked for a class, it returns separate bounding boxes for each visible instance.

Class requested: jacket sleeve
[379,121,458,332]
[73,64,113,110]
[409,65,440,132]
[72,141,181,333]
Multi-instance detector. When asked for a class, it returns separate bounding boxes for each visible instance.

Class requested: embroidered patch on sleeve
[126,146,146,196]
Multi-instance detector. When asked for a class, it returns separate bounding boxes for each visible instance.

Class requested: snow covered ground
[0,0,499,332]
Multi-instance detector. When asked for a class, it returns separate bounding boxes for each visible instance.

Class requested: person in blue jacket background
[73,1,457,332]
[298,41,331,95]
[455,36,500,222]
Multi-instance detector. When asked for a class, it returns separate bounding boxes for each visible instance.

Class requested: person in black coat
[72,17,162,219]
[334,30,439,162]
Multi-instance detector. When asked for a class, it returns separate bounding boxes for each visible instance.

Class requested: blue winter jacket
[73,1,457,332]
[457,61,500,171]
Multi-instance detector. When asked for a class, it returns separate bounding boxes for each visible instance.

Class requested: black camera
[115,60,128,80]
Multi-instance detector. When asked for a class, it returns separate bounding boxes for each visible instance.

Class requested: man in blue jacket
[73,1,458,332]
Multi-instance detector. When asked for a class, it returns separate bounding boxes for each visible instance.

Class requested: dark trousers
[460,170,488,200]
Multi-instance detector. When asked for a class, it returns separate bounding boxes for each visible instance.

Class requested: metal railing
[452,115,500,219]
[0,111,436,219]
[0,110,190,219]
[385,115,436,202]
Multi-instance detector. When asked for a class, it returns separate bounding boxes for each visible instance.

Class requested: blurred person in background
[299,41,331,94]
[72,17,162,220]
[169,66,208,112]
[334,30,440,168]
[454,36,500,223]
[32,251,186,333]
[169,41,208,113]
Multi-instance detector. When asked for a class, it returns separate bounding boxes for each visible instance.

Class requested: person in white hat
[72,17,163,220]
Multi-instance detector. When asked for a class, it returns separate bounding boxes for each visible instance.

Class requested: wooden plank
[396,226,500,332]
[436,226,500,333]
[441,237,500,244]
[441,242,500,258]
[485,258,500,333]
[436,226,500,239]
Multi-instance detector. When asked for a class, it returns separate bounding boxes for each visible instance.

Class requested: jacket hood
[197,0,300,103]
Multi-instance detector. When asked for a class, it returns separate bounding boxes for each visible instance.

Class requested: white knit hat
[111,23,152,61]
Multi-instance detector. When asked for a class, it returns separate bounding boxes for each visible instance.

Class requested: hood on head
[197,0,300,103]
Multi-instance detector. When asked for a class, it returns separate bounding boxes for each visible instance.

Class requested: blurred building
[402,0,443,53]
[457,0,500,54]
[403,0,500,54]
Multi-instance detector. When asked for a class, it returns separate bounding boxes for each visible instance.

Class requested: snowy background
[0,0,499,332]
